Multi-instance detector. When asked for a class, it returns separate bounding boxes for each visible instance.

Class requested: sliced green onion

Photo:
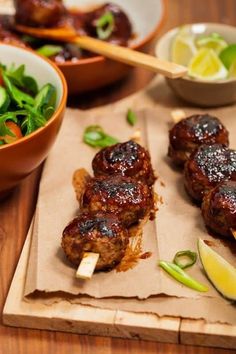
[37,45,63,57]
[159,261,208,292]
[83,125,119,148]
[95,11,115,40]
[173,250,197,269]
[127,109,137,126]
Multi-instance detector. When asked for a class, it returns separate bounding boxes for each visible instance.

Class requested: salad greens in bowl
[0,63,57,145]
[0,43,67,196]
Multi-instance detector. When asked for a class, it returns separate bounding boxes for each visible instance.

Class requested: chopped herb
[127,109,137,126]
[95,11,115,40]
[159,261,208,292]
[83,125,119,148]
[173,250,197,269]
[37,45,63,57]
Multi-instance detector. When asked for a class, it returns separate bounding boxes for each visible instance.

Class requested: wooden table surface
[1,1,236,353]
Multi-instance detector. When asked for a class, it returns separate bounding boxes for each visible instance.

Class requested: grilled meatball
[61,211,128,271]
[168,114,229,166]
[184,144,236,203]
[202,181,236,239]
[0,15,26,47]
[92,140,155,186]
[82,175,154,227]
[83,3,132,46]
[14,0,66,27]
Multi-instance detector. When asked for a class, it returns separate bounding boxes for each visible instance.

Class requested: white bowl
[155,23,236,107]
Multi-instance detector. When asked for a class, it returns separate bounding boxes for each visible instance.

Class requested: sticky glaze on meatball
[92,140,156,186]
[61,211,128,271]
[0,15,27,47]
[202,181,236,239]
[83,3,132,46]
[82,175,154,227]
[184,144,236,203]
[168,114,229,166]
[14,0,66,27]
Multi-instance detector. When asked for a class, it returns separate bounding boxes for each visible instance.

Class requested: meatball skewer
[63,174,154,277]
[62,138,155,277]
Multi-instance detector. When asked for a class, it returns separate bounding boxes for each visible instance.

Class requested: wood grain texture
[1,1,236,353]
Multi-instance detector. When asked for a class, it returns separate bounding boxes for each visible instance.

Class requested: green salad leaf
[0,63,57,144]
[4,64,38,95]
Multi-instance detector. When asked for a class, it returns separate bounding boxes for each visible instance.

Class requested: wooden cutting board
[3,219,236,349]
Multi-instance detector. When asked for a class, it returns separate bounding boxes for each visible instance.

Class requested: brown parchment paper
[24,77,236,324]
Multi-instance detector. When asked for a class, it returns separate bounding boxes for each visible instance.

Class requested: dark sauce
[140,251,152,259]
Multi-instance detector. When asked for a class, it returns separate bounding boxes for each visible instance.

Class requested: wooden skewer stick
[76,252,99,280]
[230,228,236,240]
[171,109,186,123]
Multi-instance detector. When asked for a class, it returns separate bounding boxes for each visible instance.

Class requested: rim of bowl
[0,42,68,151]
[57,0,168,68]
[155,22,236,85]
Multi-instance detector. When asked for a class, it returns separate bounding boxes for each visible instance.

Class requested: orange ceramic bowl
[0,43,67,196]
[56,0,167,94]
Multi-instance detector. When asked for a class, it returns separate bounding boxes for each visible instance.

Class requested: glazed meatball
[168,114,229,166]
[92,140,156,186]
[83,3,132,46]
[14,0,66,27]
[202,181,236,239]
[184,144,236,203]
[0,15,26,47]
[61,211,128,271]
[82,175,154,227]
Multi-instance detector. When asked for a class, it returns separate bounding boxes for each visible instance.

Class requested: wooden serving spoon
[15,24,187,79]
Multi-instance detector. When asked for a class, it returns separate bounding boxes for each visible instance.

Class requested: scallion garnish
[173,250,197,269]
[95,11,115,40]
[83,125,119,148]
[127,109,137,126]
[159,261,208,292]
[37,45,63,58]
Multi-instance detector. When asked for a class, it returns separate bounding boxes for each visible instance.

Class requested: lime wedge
[196,33,227,54]
[188,48,228,81]
[219,44,236,69]
[171,33,197,66]
[198,238,236,300]
[229,59,236,78]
